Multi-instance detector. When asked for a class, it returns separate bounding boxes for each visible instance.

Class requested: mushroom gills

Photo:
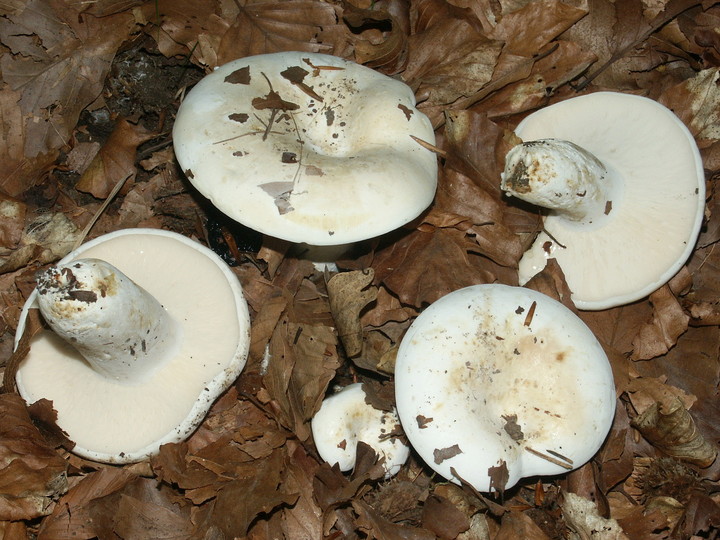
[36,258,180,383]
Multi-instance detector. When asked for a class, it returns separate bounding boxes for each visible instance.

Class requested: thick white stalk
[501,139,612,223]
[35,258,179,383]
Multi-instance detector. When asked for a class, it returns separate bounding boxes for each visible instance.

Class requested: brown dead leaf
[38,467,137,539]
[404,15,502,106]
[75,118,155,199]
[632,397,717,468]
[263,315,339,441]
[86,477,195,539]
[343,2,409,73]
[215,1,347,65]
[0,394,68,521]
[495,509,551,540]
[372,228,494,307]
[434,168,524,267]
[660,67,720,144]
[200,448,299,538]
[0,521,27,540]
[327,269,378,357]
[489,0,588,56]
[631,285,690,361]
[353,499,436,540]
[0,2,136,191]
[146,0,228,68]
[421,494,470,539]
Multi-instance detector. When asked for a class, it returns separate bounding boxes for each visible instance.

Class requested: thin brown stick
[525,446,573,470]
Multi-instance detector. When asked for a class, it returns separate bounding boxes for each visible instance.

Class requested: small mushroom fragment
[394,284,615,493]
[173,51,438,262]
[501,92,705,310]
[14,228,251,464]
[312,383,409,478]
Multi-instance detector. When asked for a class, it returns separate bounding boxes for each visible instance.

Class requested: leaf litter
[1,0,720,538]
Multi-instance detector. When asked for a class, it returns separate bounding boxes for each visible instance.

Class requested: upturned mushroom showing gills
[312,383,409,479]
[501,92,705,310]
[14,228,251,464]
[172,51,438,257]
[394,284,615,493]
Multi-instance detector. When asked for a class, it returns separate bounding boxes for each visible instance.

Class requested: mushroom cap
[511,92,705,310]
[311,383,409,478]
[14,229,251,463]
[173,51,438,246]
[394,284,615,492]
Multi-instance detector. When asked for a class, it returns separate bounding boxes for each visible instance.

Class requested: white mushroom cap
[14,229,251,463]
[394,284,615,493]
[173,52,438,246]
[501,92,705,310]
[311,383,410,478]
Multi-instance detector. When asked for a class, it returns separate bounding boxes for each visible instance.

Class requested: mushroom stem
[36,258,179,383]
[501,139,614,223]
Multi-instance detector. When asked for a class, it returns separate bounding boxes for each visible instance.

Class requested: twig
[71,172,132,252]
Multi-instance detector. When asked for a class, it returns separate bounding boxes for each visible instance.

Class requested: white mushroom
[172,51,438,262]
[14,228,251,463]
[501,92,705,310]
[394,284,615,493]
[312,383,409,478]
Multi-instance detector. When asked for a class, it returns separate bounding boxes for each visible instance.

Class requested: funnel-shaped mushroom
[501,92,705,310]
[14,229,251,463]
[173,51,438,256]
[394,284,615,492]
[312,383,409,479]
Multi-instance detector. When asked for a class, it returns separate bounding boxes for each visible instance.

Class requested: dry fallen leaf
[327,268,378,357]
[74,118,155,199]
[631,397,717,468]
[561,491,629,540]
[0,394,68,521]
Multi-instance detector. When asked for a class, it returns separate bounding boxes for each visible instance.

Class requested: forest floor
[1,0,720,538]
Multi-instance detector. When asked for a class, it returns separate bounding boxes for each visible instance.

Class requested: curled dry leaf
[631,285,690,361]
[0,394,68,521]
[327,268,378,358]
[0,212,80,275]
[561,491,629,540]
[631,397,717,468]
[343,2,409,73]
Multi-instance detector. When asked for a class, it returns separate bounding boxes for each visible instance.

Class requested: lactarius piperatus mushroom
[172,51,438,260]
[14,228,251,463]
[394,284,615,493]
[501,92,705,310]
[312,383,409,478]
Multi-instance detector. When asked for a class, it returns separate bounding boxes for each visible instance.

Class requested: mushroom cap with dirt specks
[173,51,438,246]
[507,92,705,310]
[14,229,251,464]
[394,284,615,493]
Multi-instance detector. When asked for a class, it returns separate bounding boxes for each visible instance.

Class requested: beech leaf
[631,398,717,468]
[327,268,378,358]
